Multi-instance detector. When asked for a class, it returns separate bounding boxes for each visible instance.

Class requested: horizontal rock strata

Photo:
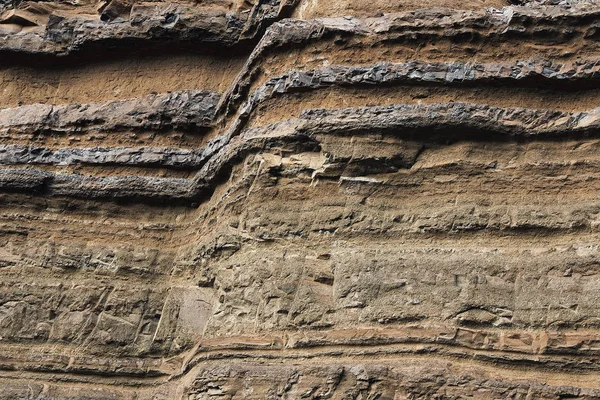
[2,0,600,398]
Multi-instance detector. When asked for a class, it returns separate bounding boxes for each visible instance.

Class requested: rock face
[2,0,600,398]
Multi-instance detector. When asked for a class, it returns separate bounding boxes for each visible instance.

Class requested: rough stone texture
[2,0,600,398]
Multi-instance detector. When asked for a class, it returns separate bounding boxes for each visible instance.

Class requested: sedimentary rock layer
[2,0,600,398]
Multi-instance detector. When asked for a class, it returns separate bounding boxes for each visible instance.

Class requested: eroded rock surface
[1,0,600,398]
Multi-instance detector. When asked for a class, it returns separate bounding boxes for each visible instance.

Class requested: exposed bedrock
[1,0,600,399]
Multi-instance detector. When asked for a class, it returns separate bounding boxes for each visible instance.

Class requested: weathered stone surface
[0,90,219,133]
[0,0,299,55]
[2,0,600,398]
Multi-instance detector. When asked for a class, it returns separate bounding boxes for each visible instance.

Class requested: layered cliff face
[2,0,600,398]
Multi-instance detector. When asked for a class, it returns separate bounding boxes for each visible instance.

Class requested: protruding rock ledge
[0,90,220,135]
[0,168,203,202]
[294,102,600,137]
[0,145,212,168]
[0,0,299,58]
